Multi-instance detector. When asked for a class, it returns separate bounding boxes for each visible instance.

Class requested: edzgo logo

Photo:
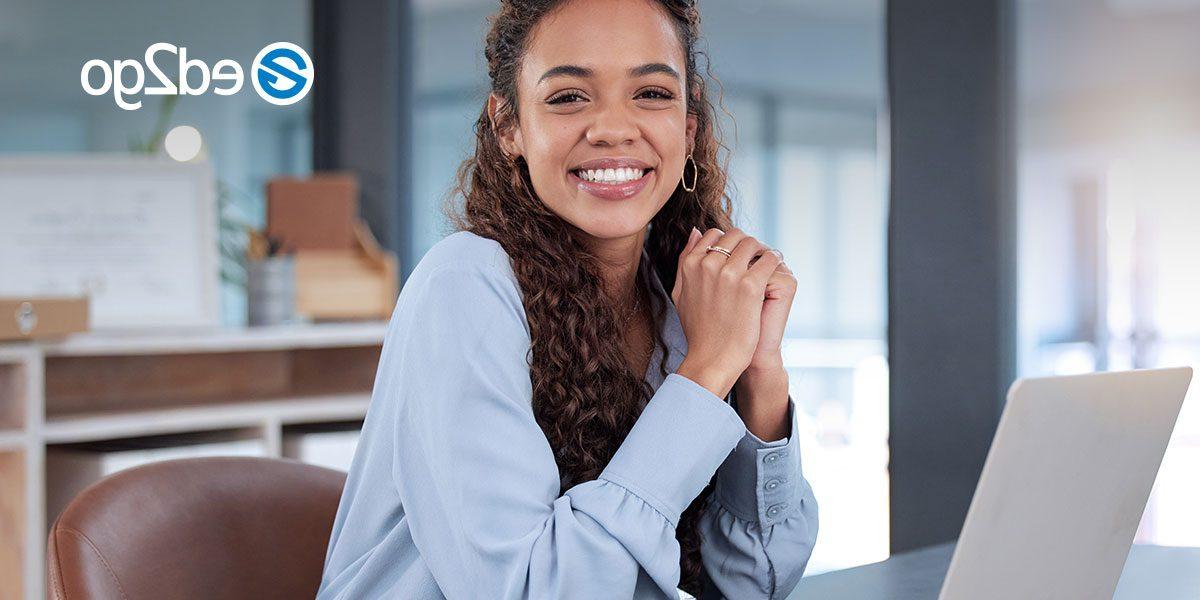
[80,42,314,110]
[251,42,313,106]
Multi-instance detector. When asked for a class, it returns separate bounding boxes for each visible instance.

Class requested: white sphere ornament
[164,125,203,162]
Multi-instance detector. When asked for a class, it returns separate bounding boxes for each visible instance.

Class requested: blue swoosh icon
[256,48,308,99]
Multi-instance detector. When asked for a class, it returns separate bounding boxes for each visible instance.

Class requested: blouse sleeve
[386,259,750,599]
[697,389,820,599]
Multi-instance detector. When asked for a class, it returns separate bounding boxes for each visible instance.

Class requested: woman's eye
[546,89,673,105]
[637,89,674,100]
[547,93,585,105]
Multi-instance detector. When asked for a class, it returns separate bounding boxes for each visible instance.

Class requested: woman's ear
[488,92,524,159]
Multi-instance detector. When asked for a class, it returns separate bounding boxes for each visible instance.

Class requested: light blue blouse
[317,231,818,599]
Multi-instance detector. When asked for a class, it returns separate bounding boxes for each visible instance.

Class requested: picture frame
[0,154,220,330]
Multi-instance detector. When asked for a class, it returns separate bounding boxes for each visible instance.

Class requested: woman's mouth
[568,167,654,201]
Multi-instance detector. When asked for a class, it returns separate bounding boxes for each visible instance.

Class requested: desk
[791,542,1200,599]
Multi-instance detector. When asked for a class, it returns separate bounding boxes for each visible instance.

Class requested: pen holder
[246,254,297,326]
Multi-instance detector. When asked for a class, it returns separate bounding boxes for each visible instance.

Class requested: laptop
[939,366,1194,600]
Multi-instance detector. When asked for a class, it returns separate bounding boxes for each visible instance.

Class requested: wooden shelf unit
[0,322,386,600]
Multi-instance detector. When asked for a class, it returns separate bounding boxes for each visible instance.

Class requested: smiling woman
[318,1,818,598]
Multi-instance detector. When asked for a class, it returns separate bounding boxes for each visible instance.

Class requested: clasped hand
[670,226,796,403]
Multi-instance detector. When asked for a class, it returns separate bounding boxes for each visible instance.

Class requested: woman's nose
[585,104,640,147]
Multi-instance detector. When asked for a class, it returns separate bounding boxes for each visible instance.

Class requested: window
[1016,0,1200,546]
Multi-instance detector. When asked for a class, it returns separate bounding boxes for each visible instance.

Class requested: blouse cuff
[599,372,747,528]
[714,395,803,527]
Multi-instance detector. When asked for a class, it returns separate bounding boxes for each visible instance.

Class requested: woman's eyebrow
[538,63,680,84]
[628,63,679,80]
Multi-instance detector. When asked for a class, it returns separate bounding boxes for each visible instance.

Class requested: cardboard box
[294,220,398,320]
[0,296,89,341]
[266,173,359,252]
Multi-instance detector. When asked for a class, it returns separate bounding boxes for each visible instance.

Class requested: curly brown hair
[444,0,737,594]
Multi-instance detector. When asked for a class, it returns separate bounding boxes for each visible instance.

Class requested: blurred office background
[0,0,1197,595]
[1015,0,1200,546]
[0,0,314,324]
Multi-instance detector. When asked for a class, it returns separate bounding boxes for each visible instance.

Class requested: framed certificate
[0,155,220,329]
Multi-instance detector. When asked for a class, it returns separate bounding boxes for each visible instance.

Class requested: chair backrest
[47,456,346,600]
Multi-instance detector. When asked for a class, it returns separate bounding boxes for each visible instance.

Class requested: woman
[318,0,818,598]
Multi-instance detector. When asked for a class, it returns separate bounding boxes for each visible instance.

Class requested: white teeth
[576,167,647,183]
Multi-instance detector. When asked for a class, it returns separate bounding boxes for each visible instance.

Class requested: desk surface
[790,542,1200,599]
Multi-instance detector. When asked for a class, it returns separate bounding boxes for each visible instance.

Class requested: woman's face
[494,0,697,244]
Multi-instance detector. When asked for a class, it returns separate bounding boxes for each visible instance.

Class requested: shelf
[1,320,384,600]
[42,330,383,417]
[0,346,37,364]
[42,392,372,444]
[0,430,25,450]
[0,362,26,431]
[38,321,389,357]
[0,450,25,600]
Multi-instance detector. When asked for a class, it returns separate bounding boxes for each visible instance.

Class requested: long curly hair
[444,0,736,594]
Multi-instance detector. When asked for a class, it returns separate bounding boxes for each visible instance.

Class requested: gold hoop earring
[681,153,698,193]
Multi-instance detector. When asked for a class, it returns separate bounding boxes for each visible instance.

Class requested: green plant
[127,94,178,154]
[215,180,255,287]
[129,96,251,289]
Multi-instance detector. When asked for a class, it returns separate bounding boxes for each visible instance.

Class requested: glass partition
[1016,0,1200,546]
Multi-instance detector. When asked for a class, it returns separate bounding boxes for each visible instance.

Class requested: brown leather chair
[46,456,346,599]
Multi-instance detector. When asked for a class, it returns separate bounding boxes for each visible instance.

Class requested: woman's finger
[728,235,766,272]
[764,266,796,299]
[748,247,782,287]
[678,227,702,269]
[673,227,703,305]
[747,247,783,269]
[688,227,726,261]
[704,228,748,270]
